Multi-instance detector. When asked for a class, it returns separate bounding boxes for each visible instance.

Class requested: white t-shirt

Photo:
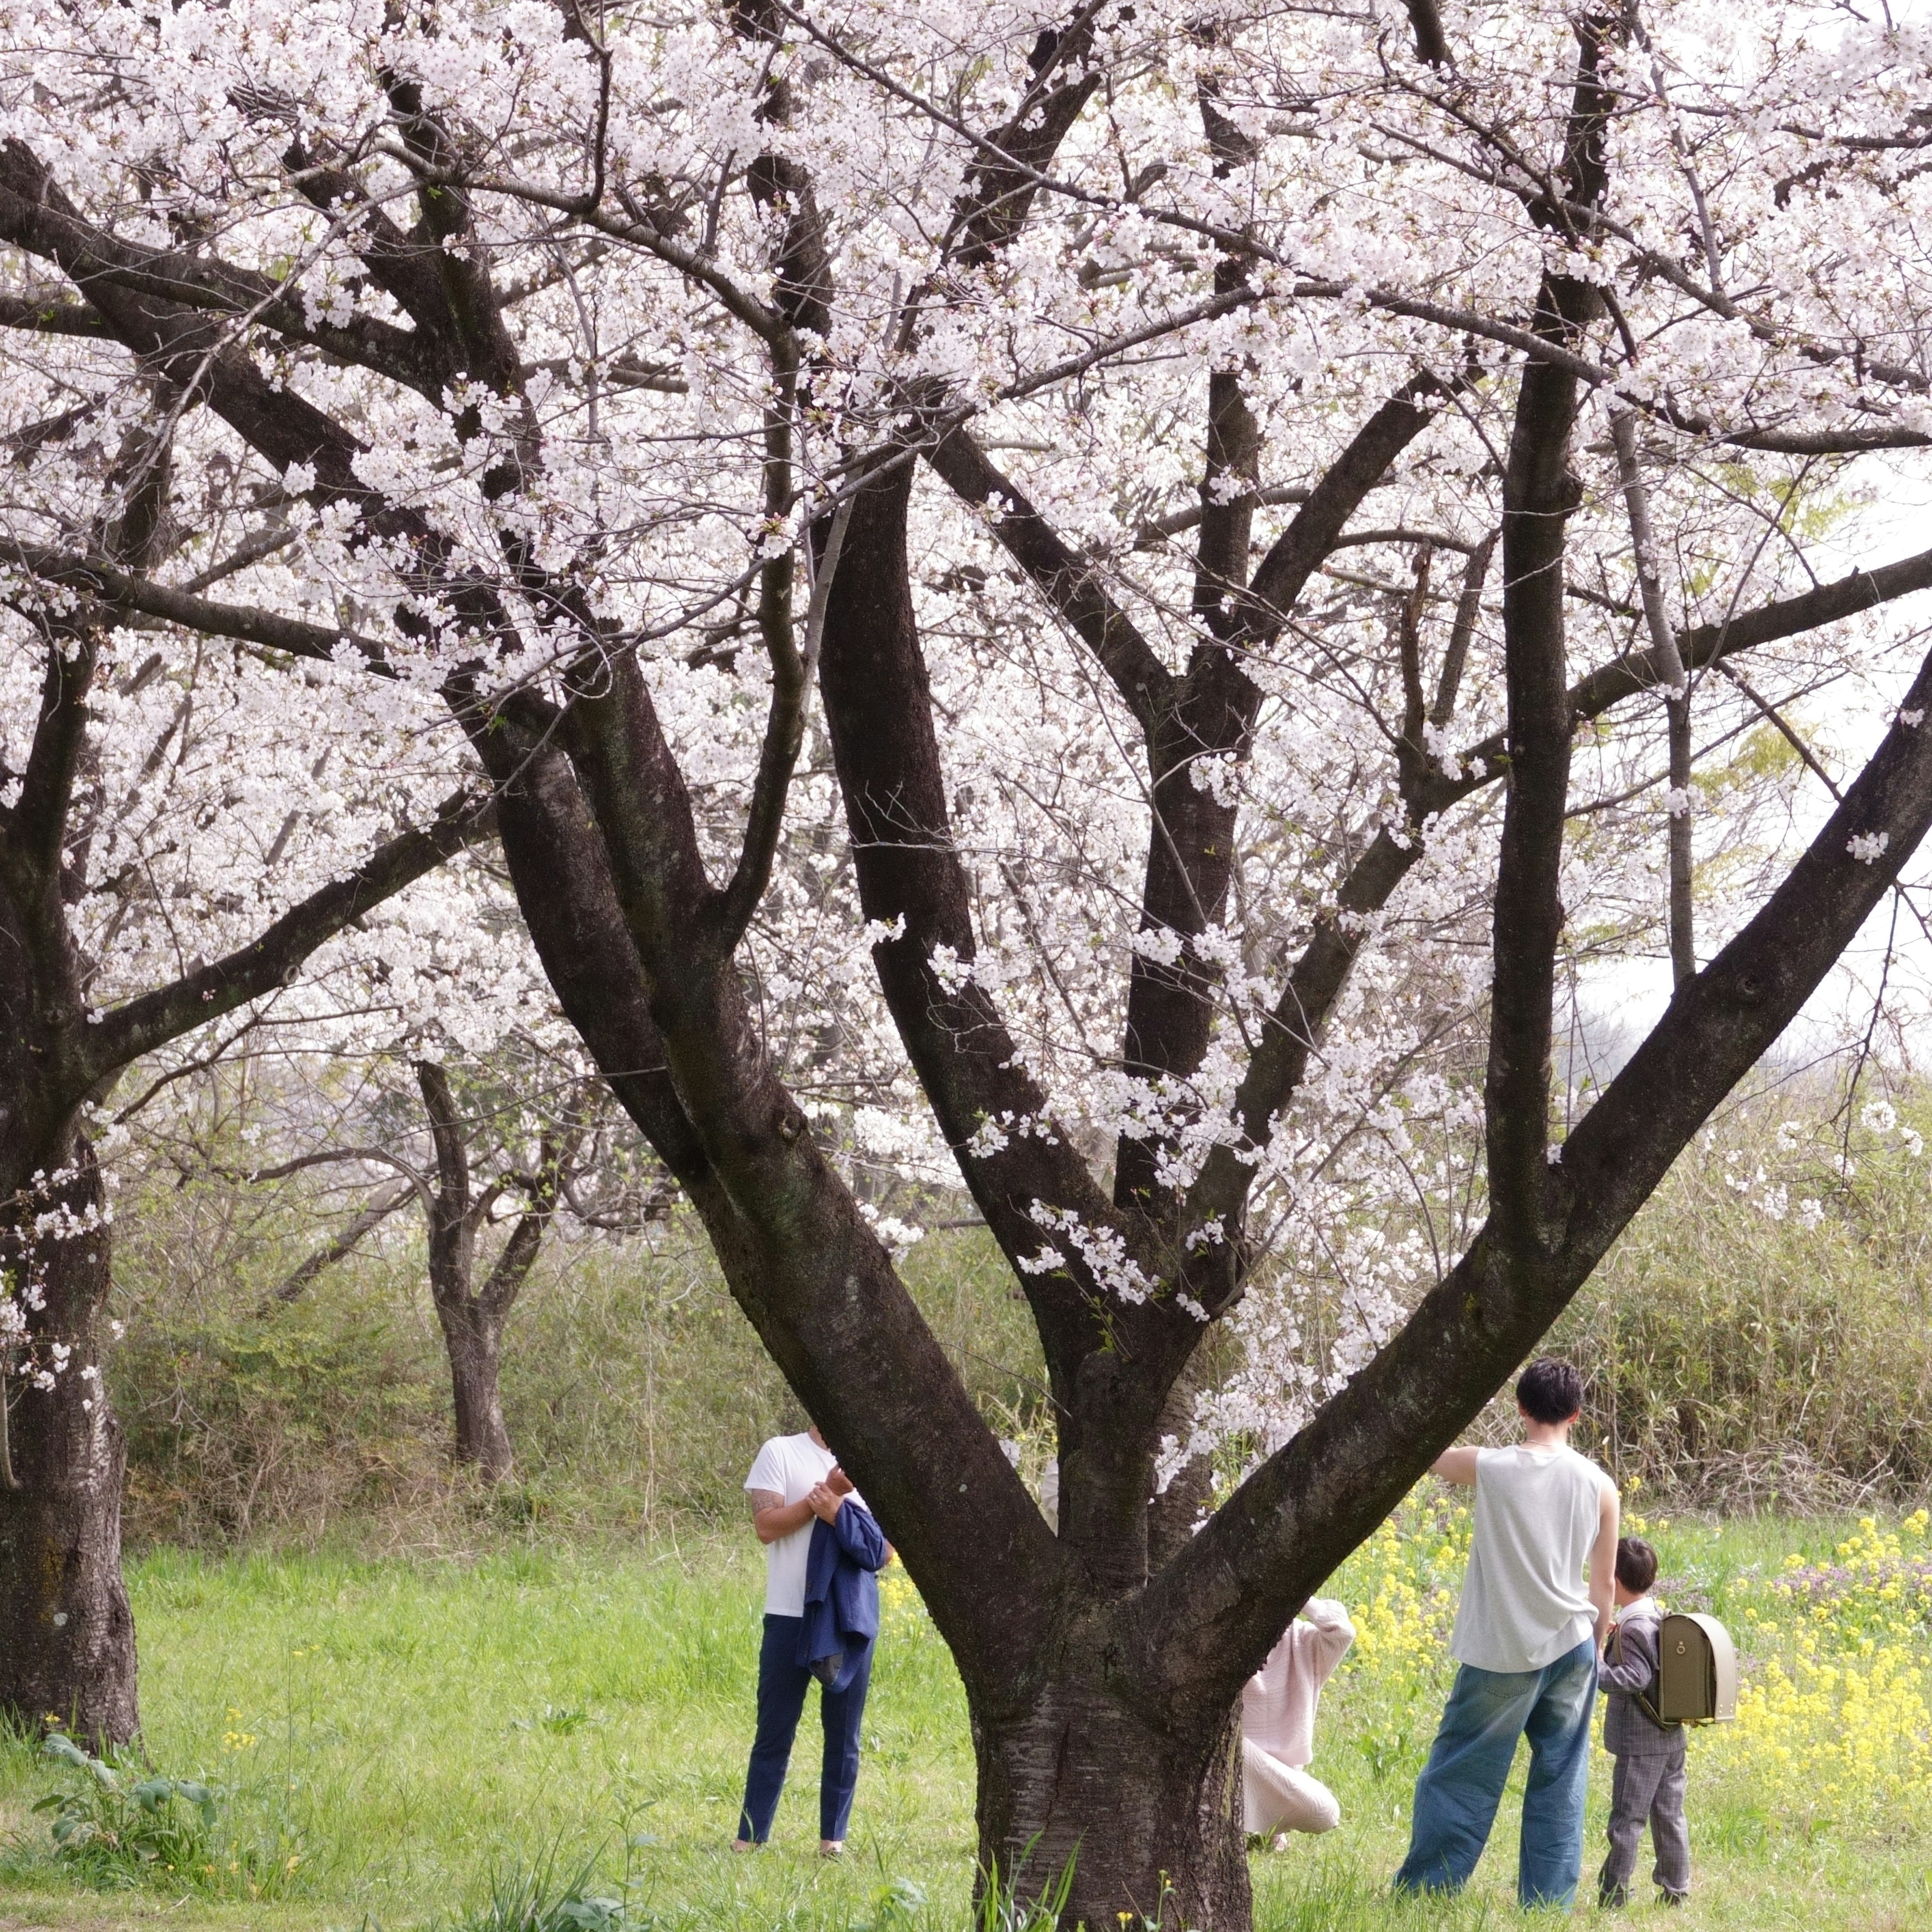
[745,1433,867,1618]
[1449,1443,1612,1674]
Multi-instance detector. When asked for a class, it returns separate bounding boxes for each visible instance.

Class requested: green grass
[2,1512,1928,1929]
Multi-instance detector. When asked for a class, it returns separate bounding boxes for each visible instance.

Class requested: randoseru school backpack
[1632,1612,1738,1728]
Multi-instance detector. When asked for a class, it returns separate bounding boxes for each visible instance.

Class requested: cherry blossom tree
[10,0,1932,1919]
[0,407,490,1743]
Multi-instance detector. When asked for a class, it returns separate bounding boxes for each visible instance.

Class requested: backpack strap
[1615,1618,1679,1729]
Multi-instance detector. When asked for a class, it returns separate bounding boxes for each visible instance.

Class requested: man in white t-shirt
[1393,1358,1619,1910]
[731,1424,883,1856]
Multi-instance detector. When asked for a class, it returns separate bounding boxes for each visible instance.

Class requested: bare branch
[253,1179,416,1316]
[0,541,394,672]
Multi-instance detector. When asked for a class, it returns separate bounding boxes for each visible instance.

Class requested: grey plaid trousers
[1599,1732,1690,1902]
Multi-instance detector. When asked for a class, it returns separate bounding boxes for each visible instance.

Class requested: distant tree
[251,1049,666,1481]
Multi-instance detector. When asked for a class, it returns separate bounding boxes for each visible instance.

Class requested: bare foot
[820,1839,844,1858]
[731,1839,754,1853]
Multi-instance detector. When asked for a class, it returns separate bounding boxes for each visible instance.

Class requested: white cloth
[1241,1744,1341,1837]
[1241,1598,1354,1834]
[745,1432,861,1617]
[1450,1443,1612,1673]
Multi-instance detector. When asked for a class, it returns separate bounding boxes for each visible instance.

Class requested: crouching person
[1242,1597,1355,1846]
[733,1424,890,1857]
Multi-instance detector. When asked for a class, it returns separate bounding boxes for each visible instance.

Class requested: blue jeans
[1393,1636,1598,1908]
[737,1613,873,1843]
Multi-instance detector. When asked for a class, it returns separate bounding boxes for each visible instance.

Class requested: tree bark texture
[440,1304,515,1484]
[972,1664,1249,1928]
[0,1143,138,1751]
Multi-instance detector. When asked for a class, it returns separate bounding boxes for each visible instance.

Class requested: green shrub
[102,1079,1932,1547]
[1549,1096,1932,1507]
[12,1731,297,1899]
[32,1732,218,1888]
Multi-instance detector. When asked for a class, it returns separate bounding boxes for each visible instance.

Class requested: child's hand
[827,1466,855,1496]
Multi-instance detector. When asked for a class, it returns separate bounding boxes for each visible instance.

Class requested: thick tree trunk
[974,1670,1248,1928]
[436,1298,514,1483]
[0,1142,139,1750]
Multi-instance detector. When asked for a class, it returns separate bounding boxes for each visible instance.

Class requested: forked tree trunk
[416,1061,557,1485]
[974,1679,1248,1927]
[0,1142,139,1750]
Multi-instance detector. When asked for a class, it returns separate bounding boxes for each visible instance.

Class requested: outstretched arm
[1431,1447,1482,1486]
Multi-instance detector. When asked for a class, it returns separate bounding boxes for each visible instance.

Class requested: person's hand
[806,1482,844,1523]
[827,1466,854,1496]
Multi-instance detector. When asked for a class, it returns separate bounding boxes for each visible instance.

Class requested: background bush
[103,1087,1932,1556]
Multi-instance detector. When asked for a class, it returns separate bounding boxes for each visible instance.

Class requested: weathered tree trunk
[0,1142,139,1750]
[973,1677,1248,1928]
[435,1294,514,1483]
[416,1060,556,1484]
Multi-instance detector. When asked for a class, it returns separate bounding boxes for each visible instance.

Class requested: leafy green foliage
[32,1731,219,1888]
[14,1730,295,1899]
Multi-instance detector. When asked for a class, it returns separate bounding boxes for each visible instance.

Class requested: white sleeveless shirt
[1449,1443,1611,1673]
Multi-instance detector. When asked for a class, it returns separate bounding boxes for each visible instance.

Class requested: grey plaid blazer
[1598,1607,1685,1759]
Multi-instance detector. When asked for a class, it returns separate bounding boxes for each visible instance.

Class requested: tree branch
[0,140,442,393]
[1238,376,1447,641]
[0,290,107,336]
[0,541,395,673]
[1454,539,1932,783]
[416,1060,472,1222]
[1184,524,1932,1235]
[477,1135,565,1317]
[254,1179,415,1316]
[1611,407,1696,983]
[1145,618,1932,1710]
[925,426,1174,738]
[82,788,494,1080]
[1478,0,1617,1250]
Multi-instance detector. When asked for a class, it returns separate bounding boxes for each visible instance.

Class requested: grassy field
[2,1503,1928,1931]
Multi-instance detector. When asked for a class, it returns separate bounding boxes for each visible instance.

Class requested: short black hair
[1616,1536,1659,1594]
[1516,1357,1585,1424]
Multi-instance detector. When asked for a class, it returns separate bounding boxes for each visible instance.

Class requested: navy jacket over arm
[796,1500,888,1693]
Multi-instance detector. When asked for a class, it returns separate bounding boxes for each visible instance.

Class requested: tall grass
[1551,1098,1932,1507]
[3,1511,1928,1930]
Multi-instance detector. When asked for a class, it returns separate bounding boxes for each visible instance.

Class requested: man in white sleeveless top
[1393,1358,1619,1910]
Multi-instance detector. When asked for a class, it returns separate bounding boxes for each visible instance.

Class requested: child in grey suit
[1596,1537,1689,1907]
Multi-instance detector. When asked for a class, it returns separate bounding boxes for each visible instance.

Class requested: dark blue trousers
[737,1612,873,1843]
